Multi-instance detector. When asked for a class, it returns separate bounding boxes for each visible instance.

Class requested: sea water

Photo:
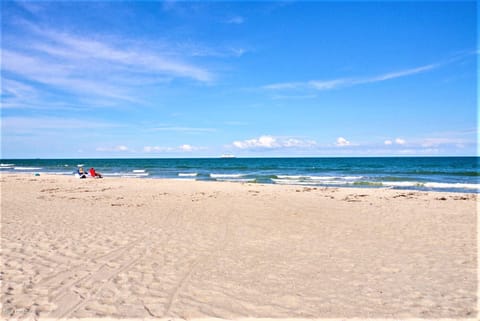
[1,157,478,193]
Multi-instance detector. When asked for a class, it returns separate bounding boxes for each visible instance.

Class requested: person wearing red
[89,167,103,178]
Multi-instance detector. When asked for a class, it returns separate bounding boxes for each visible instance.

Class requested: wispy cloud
[224,121,249,126]
[1,116,120,137]
[172,39,249,58]
[1,78,41,109]
[38,29,214,81]
[15,0,44,15]
[225,16,245,24]
[363,64,437,83]
[263,63,441,92]
[419,137,469,148]
[3,50,142,103]
[2,22,216,110]
[152,126,217,133]
[379,132,476,152]
[13,26,214,81]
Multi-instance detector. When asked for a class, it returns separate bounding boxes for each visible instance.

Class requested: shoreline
[1,172,478,194]
[1,173,477,318]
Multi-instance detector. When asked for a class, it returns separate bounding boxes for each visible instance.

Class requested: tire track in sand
[163,205,233,317]
[51,245,148,319]
[37,238,143,290]
[49,206,178,319]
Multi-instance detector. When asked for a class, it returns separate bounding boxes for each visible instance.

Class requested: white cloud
[271,94,317,100]
[380,134,475,151]
[2,78,38,98]
[179,144,194,152]
[152,127,216,133]
[96,145,129,152]
[15,1,44,15]
[143,146,173,153]
[229,47,247,57]
[2,49,142,105]
[335,137,351,147]
[116,145,129,151]
[309,79,348,90]
[233,135,277,149]
[224,121,248,126]
[232,135,316,150]
[263,82,303,90]
[226,16,245,24]
[35,28,214,82]
[1,23,216,110]
[263,62,443,93]
[143,144,200,153]
[2,116,117,132]
[364,64,437,83]
[420,137,468,147]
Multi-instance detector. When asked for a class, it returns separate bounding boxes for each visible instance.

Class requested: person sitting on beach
[77,167,87,179]
[89,167,102,178]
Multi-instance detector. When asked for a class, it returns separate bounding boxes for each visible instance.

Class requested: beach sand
[1,174,477,319]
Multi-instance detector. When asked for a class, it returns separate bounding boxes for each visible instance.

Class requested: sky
[1,0,478,158]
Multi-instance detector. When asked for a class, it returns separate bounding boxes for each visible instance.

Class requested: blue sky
[1,0,477,158]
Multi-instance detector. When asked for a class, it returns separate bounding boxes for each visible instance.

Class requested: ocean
[1,157,478,193]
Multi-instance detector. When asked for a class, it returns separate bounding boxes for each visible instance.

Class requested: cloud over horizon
[232,135,317,150]
[143,144,203,153]
[335,137,351,147]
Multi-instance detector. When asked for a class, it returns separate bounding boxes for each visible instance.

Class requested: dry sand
[0,173,477,320]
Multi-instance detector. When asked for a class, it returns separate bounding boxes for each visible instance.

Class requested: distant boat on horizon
[220,153,236,158]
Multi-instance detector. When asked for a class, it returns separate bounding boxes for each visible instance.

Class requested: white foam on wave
[273,178,479,190]
[424,182,480,190]
[122,173,149,178]
[277,175,363,181]
[305,176,333,180]
[342,176,364,180]
[321,180,351,185]
[103,172,149,177]
[277,175,303,179]
[379,181,479,189]
[307,176,363,180]
[103,172,123,176]
[179,173,198,177]
[381,181,423,187]
[210,173,244,178]
[215,178,254,183]
[14,167,43,170]
[272,179,315,185]
[272,179,349,186]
